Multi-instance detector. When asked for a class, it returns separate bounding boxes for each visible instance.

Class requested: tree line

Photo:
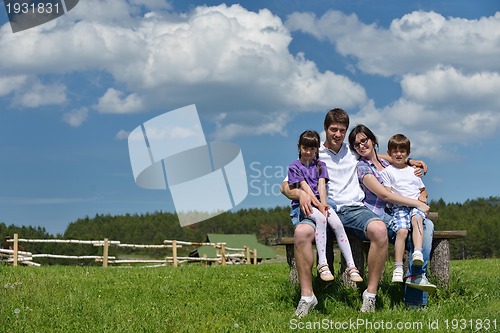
[1,197,498,264]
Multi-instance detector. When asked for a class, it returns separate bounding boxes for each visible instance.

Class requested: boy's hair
[324,108,349,129]
[387,134,411,152]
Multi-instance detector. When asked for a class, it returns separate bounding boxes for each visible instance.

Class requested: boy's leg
[393,229,408,283]
[411,215,424,250]
[410,212,425,266]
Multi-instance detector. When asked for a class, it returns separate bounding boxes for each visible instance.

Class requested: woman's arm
[362,174,430,214]
[418,187,428,203]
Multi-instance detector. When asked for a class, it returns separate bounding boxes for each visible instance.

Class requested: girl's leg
[326,208,355,268]
[307,207,328,265]
[308,208,333,281]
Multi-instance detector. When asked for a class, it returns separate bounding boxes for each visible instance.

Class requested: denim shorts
[289,205,316,229]
[335,205,381,241]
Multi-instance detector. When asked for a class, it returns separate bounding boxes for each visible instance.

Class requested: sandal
[346,267,363,282]
[317,263,334,281]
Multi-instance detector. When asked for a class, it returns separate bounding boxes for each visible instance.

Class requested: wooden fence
[1,233,258,268]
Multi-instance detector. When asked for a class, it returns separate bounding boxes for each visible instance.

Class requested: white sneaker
[361,290,376,313]
[295,295,318,318]
[392,266,404,283]
[405,275,437,293]
[412,251,424,266]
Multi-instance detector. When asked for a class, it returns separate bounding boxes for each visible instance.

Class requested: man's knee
[294,224,315,246]
[367,220,388,245]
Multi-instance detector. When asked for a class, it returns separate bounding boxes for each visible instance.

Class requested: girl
[288,130,363,282]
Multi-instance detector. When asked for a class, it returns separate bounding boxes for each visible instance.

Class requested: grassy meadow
[1,258,499,332]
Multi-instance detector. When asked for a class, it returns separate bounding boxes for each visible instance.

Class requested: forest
[1,196,498,264]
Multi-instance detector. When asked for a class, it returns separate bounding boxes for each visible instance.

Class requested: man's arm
[280,180,313,216]
[379,153,428,175]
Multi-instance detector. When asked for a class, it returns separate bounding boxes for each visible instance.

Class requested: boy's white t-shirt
[380,164,425,200]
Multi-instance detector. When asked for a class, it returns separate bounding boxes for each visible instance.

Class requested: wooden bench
[275,212,466,288]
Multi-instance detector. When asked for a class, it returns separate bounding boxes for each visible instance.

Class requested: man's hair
[387,134,411,152]
[324,108,349,129]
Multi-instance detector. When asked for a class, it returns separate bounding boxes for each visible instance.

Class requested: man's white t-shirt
[318,142,365,209]
[380,165,425,200]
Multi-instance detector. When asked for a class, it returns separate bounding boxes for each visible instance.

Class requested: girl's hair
[348,124,379,155]
[297,130,322,174]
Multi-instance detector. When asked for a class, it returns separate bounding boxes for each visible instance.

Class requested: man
[282,108,389,316]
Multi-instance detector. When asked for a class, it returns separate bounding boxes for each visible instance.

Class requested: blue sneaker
[405,275,436,293]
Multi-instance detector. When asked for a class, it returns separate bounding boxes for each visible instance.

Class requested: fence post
[13,233,19,267]
[220,244,226,266]
[172,240,178,267]
[245,246,250,265]
[253,248,257,265]
[102,238,109,268]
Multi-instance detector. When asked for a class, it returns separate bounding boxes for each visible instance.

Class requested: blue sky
[0,0,499,235]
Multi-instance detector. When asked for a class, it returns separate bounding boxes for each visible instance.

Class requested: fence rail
[2,233,258,268]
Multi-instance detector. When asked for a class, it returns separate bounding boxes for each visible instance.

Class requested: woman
[348,124,436,307]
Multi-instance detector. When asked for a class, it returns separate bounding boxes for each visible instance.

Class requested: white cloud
[0,75,28,96]
[17,81,67,108]
[0,1,367,134]
[401,67,500,110]
[286,10,500,76]
[288,9,500,159]
[96,88,144,114]
[115,130,130,140]
[63,107,89,127]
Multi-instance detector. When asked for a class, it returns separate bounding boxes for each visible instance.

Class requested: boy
[380,134,428,283]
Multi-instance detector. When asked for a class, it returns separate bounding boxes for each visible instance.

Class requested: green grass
[1,259,499,332]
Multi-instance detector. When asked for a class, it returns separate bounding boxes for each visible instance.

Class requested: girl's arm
[362,174,430,214]
[299,180,322,207]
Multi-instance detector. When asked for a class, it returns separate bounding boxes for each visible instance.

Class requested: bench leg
[285,244,299,286]
[430,239,450,288]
